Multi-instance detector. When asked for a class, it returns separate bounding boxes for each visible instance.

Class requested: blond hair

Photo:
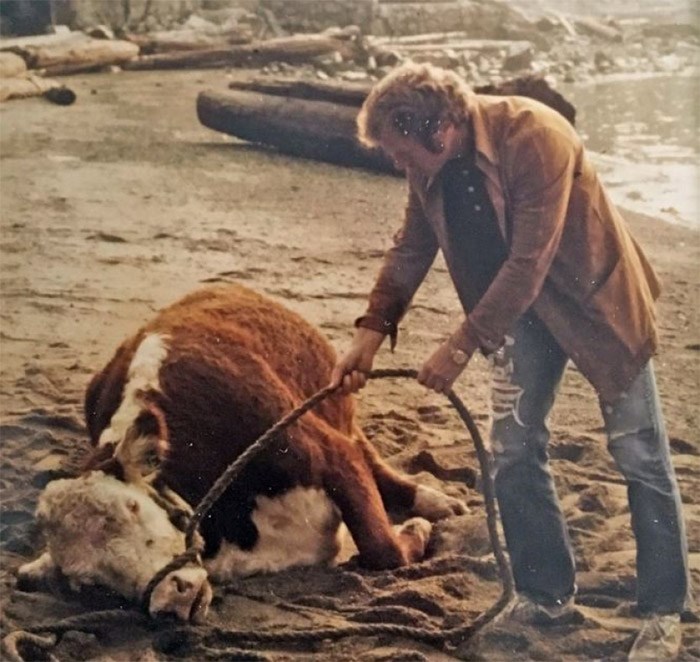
[357,62,472,148]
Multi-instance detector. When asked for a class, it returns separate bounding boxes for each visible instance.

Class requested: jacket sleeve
[360,181,439,346]
[456,126,578,355]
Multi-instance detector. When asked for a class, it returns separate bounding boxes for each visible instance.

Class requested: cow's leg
[352,424,418,509]
[352,425,467,519]
[317,426,431,569]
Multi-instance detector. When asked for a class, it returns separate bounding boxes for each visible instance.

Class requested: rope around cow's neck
[5,369,514,660]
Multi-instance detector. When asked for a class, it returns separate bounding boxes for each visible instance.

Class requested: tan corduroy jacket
[360,93,661,402]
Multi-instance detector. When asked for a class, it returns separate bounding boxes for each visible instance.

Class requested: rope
[5,369,513,659]
[1,610,151,662]
[141,367,514,638]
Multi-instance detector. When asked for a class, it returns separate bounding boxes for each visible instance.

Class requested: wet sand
[0,69,698,660]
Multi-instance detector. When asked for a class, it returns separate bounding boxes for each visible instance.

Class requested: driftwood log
[228,77,372,106]
[198,74,575,173]
[0,45,76,103]
[125,27,252,55]
[368,32,489,46]
[197,89,395,173]
[227,75,576,125]
[4,36,139,75]
[575,18,622,42]
[124,34,356,71]
[381,39,533,54]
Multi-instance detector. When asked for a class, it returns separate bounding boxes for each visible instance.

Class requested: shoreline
[593,152,699,230]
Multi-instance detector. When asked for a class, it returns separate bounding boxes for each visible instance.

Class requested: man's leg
[601,361,689,615]
[490,311,576,607]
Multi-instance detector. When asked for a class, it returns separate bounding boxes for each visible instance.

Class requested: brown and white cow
[19,284,465,622]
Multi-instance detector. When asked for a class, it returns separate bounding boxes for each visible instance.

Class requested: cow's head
[20,471,212,622]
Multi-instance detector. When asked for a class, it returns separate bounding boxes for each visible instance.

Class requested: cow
[18,284,466,623]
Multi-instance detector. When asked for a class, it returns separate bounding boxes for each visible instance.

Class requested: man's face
[378,123,460,179]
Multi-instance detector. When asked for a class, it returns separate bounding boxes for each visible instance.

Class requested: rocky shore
[1,0,698,90]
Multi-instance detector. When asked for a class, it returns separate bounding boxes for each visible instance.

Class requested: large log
[198,72,577,173]
[125,27,252,55]
[125,34,355,71]
[5,37,139,74]
[553,12,577,38]
[368,31,474,46]
[379,39,533,54]
[227,74,576,126]
[575,17,622,42]
[228,77,372,106]
[197,89,396,173]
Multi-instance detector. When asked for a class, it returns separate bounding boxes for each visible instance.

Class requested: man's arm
[360,182,439,347]
[331,183,439,393]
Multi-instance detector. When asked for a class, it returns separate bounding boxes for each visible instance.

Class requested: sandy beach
[0,68,698,661]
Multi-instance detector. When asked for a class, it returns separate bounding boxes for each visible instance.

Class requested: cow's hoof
[414,485,468,520]
[396,516,432,562]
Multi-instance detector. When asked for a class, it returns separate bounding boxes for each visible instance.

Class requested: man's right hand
[330,328,386,394]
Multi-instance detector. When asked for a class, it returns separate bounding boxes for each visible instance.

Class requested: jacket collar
[468,93,499,168]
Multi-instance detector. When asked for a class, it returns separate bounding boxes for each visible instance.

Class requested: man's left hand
[418,339,470,394]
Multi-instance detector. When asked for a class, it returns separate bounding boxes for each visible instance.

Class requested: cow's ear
[89,455,126,482]
[83,443,129,483]
[83,442,118,472]
[109,391,170,482]
[134,391,171,462]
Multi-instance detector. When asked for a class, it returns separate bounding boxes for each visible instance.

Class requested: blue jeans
[489,311,689,614]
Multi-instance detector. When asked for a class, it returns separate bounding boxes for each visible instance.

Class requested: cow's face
[32,471,212,622]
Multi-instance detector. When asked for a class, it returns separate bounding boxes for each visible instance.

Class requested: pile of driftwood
[0,31,140,102]
[0,24,364,103]
[197,75,576,174]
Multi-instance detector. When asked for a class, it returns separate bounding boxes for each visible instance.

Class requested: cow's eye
[146,539,154,547]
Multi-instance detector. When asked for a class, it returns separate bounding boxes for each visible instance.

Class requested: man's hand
[330,328,386,394]
[418,337,471,394]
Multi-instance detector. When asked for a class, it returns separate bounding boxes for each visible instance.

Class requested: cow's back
[84,285,356,511]
[86,284,352,438]
[146,285,339,409]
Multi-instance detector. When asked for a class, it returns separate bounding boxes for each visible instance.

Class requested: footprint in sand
[416,405,450,426]
[371,589,446,617]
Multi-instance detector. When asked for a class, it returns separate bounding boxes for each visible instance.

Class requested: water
[561,74,699,228]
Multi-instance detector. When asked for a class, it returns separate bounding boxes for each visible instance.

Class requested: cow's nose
[173,574,193,594]
[149,566,212,623]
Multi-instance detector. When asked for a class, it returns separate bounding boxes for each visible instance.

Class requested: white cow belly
[205,486,344,580]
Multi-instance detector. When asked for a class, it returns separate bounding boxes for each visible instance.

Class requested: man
[330,62,689,660]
